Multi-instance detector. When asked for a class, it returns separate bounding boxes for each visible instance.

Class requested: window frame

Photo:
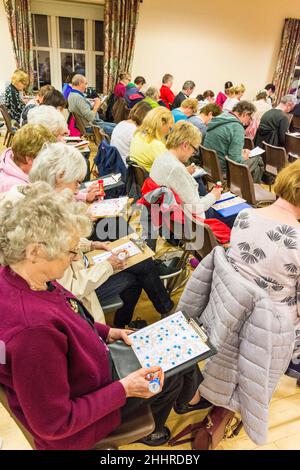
[31,2,104,92]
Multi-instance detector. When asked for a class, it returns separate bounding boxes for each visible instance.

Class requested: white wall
[0,1,16,92]
[132,0,300,100]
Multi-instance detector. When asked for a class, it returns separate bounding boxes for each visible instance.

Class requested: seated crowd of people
[0,67,299,450]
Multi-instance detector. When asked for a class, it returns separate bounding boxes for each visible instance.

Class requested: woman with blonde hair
[129,106,174,172]
[227,160,300,385]
[4,69,29,124]
[172,98,199,123]
[150,121,222,217]
[223,84,246,112]
[0,124,56,193]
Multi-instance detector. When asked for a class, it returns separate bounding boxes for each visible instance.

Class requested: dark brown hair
[43,90,67,109]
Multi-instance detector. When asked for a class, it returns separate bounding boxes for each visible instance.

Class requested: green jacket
[203,112,244,172]
[143,97,160,109]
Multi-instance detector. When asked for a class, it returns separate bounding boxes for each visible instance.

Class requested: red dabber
[98,179,105,201]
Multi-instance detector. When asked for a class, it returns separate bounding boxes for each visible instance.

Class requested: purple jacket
[0,266,126,450]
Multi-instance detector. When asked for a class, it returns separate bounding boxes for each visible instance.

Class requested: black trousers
[121,365,203,432]
[90,217,134,242]
[95,258,173,327]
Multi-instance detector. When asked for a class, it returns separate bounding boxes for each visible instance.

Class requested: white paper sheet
[212,196,245,210]
[249,146,265,158]
[89,197,128,217]
[92,240,141,264]
[84,174,122,189]
[192,166,208,179]
[215,191,236,202]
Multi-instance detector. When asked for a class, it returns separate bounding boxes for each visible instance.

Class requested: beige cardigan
[57,238,114,323]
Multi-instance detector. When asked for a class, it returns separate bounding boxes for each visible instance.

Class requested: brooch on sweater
[68,298,79,314]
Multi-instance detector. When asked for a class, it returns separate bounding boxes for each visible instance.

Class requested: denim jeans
[93,119,116,136]
[95,258,173,327]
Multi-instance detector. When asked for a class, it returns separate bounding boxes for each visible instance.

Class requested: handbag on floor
[168,406,243,450]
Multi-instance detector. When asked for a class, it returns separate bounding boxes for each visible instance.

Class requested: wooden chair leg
[7,132,13,147]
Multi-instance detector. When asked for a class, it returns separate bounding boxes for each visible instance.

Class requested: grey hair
[71,74,86,86]
[27,105,68,137]
[29,142,87,187]
[182,80,196,91]
[281,94,297,105]
[145,86,160,100]
[0,182,92,265]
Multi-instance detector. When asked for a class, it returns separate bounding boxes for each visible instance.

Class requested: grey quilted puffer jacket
[178,246,294,445]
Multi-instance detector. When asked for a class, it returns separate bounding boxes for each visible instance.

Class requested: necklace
[29,283,47,291]
[10,267,47,291]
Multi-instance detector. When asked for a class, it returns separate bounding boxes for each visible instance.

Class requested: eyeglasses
[66,247,81,258]
[189,143,198,156]
[38,242,81,259]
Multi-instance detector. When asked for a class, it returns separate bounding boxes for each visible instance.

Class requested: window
[94,20,104,93]
[32,14,51,90]
[290,54,300,99]
[31,10,104,92]
[58,17,86,84]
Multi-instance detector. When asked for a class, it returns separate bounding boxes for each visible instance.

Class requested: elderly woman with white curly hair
[0,182,203,449]
[27,105,95,194]
[29,142,176,329]
[28,141,99,202]
[27,104,69,141]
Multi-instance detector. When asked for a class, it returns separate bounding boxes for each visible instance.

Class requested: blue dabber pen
[147,370,162,394]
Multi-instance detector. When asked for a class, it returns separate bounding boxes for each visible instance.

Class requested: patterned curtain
[272,18,300,104]
[103,0,141,95]
[3,0,34,86]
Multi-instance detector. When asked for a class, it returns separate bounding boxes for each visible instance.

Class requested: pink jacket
[0,148,87,201]
[0,148,29,193]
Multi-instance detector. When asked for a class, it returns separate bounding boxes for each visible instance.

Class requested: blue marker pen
[148,376,161,393]
[147,370,161,394]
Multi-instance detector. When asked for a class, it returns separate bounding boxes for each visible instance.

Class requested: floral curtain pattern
[3,0,34,86]
[272,18,300,104]
[103,0,141,95]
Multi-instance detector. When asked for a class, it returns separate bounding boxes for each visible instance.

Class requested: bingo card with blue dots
[130,311,210,372]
